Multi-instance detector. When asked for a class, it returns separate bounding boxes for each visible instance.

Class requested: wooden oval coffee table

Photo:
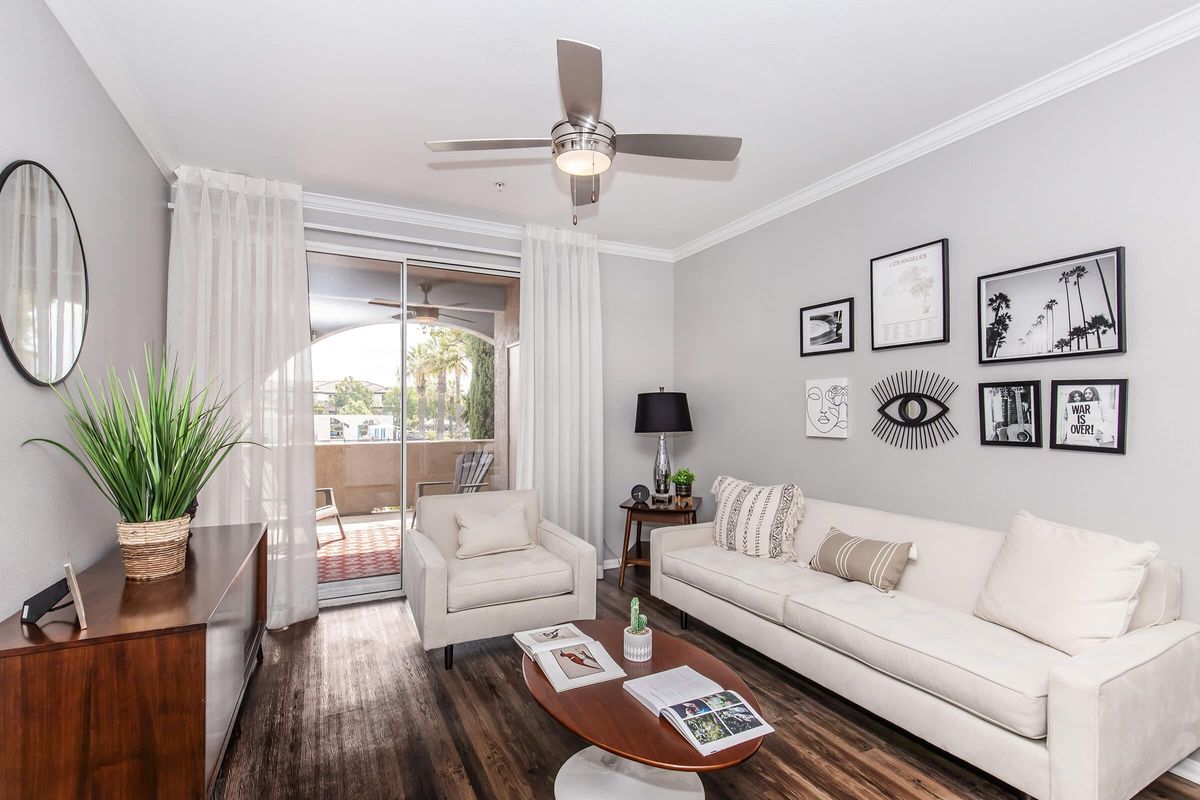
[522,619,764,799]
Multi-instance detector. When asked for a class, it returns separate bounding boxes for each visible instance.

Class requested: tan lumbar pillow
[809,527,912,592]
[974,511,1158,655]
[455,502,533,559]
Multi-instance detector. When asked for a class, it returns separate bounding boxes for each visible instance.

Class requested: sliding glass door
[307,251,519,604]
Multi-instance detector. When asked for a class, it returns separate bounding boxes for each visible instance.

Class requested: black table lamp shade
[635,391,692,433]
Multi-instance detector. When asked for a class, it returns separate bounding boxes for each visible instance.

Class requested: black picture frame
[799,297,854,356]
[870,238,950,351]
[978,247,1125,365]
[978,381,1042,448]
[1049,379,1128,455]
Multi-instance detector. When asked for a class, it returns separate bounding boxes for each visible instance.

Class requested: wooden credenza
[0,523,267,799]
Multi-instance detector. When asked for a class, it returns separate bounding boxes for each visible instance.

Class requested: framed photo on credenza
[800,298,854,356]
[870,239,949,351]
[978,247,1125,364]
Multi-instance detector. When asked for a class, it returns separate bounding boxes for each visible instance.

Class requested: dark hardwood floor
[214,566,1200,799]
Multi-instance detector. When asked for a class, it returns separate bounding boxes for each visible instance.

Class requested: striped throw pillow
[710,475,804,560]
[810,527,912,592]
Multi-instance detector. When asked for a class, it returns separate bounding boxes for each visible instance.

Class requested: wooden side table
[617,496,701,589]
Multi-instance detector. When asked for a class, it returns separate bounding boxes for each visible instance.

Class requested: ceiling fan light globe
[555,149,612,176]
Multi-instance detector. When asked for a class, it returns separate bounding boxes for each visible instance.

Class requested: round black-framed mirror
[0,160,89,386]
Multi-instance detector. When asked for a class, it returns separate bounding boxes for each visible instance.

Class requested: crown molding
[43,0,178,180]
[671,3,1200,262]
[303,192,676,262]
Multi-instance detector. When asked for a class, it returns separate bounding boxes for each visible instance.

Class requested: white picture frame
[806,378,849,439]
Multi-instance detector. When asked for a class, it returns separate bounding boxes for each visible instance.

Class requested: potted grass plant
[25,348,255,581]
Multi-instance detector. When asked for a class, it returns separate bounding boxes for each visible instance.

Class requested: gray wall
[599,254,674,564]
[674,40,1200,620]
[0,0,169,618]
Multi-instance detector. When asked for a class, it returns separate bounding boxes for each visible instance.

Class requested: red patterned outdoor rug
[317,524,402,583]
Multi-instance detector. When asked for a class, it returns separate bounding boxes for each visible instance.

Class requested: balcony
[314,439,506,584]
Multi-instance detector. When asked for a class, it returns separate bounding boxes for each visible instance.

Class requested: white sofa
[650,498,1200,800]
[403,489,597,668]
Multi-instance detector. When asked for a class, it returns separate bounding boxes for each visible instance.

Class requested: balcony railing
[315,439,505,516]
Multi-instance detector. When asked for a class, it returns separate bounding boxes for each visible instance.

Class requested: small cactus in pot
[630,597,648,635]
[624,597,653,661]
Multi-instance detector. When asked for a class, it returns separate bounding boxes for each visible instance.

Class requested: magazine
[515,625,627,692]
[512,623,593,658]
[624,666,773,755]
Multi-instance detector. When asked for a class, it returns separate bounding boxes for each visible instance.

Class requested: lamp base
[653,433,671,497]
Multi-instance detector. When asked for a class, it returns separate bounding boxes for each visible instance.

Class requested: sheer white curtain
[516,224,604,579]
[168,166,318,628]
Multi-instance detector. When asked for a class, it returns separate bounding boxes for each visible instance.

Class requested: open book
[514,624,626,692]
[624,666,773,755]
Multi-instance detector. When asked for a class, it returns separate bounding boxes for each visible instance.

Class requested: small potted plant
[25,348,255,581]
[624,597,653,661]
[670,467,696,499]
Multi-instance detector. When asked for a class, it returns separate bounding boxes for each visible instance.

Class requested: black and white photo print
[1050,379,1127,455]
[800,298,854,356]
[978,381,1042,447]
[979,248,1125,364]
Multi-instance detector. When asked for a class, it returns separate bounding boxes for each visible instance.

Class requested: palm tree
[986,293,1012,357]
[1058,271,1074,346]
[1072,265,1090,349]
[1070,325,1088,352]
[408,340,437,438]
[437,332,469,438]
[1093,257,1116,325]
[1054,337,1070,353]
[1044,299,1058,350]
[1035,314,1046,352]
[1089,313,1113,348]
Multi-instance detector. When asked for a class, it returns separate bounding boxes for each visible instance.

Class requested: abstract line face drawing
[806,379,849,438]
[871,370,959,449]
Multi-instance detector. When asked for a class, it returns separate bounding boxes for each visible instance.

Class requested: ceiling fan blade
[425,138,551,153]
[570,175,600,206]
[369,297,404,309]
[557,39,603,130]
[615,133,742,161]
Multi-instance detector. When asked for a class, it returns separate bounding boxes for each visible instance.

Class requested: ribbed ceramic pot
[116,515,191,580]
[623,626,653,662]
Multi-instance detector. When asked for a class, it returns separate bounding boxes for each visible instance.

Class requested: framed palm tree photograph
[977,247,1125,364]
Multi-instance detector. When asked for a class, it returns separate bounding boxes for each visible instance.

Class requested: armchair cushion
[446,545,573,612]
[455,502,534,559]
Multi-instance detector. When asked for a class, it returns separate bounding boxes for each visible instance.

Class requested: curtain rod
[165,203,520,261]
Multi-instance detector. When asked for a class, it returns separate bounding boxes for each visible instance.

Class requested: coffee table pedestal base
[554,746,704,799]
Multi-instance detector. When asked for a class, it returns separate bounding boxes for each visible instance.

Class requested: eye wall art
[871,370,959,449]
[806,378,849,438]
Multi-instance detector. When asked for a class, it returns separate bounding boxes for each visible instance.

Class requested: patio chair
[416,449,494,499]
[315,487,346,548]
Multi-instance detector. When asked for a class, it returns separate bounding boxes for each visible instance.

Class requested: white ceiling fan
[369,283,475,326]
[426,39,743,222]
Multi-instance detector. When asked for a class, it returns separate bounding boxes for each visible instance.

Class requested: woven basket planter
[116,515,191,580]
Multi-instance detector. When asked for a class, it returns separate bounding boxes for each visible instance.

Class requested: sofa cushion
[445,545,573,612]
[455,502,534,559]
[784,582,1070,738]
[974,511,1159,655]
[662,545,845,623]
[809,527,912,592]
[1129,559,1183,631]
[711,475,804,559]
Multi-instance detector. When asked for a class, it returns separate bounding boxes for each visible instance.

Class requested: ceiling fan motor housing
[552,120,616,173]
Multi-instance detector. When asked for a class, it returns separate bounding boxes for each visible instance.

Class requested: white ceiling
[54,1,1199,250]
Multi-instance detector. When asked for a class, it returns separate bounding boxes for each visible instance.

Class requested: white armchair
[402,489,597,668]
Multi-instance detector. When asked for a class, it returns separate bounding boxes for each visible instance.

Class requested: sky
[311,322,430,387]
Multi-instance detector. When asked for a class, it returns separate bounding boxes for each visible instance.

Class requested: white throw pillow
[455,502,533,559]
[974,511,1159,655]
[710,475,804,560]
